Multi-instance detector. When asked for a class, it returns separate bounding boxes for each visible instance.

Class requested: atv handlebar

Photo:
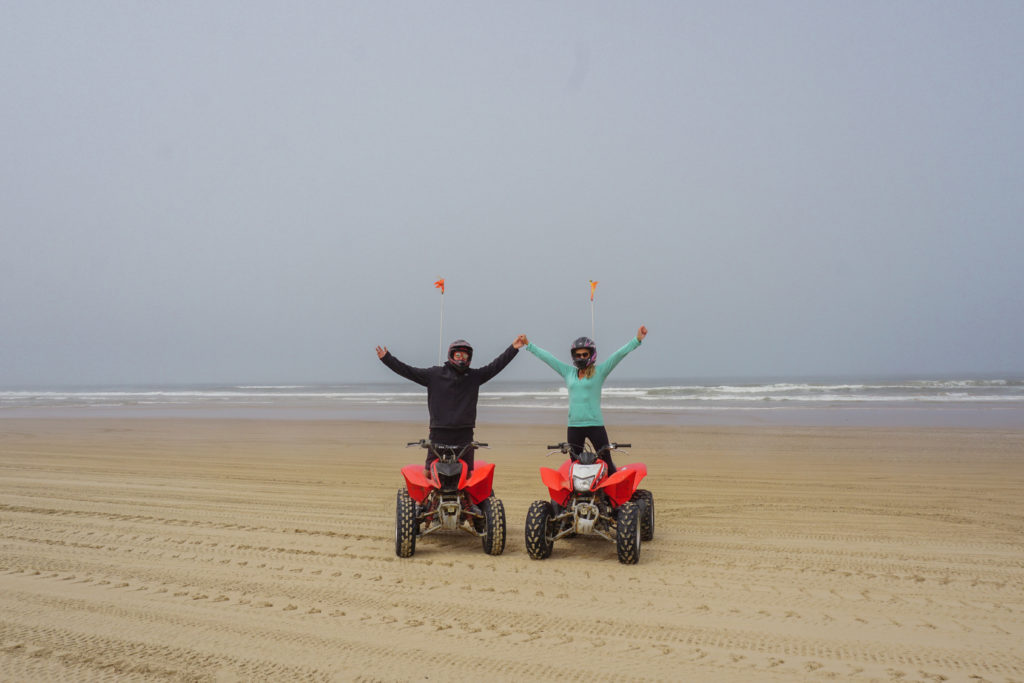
[545,441,631,456]
[406,438,489,463]
[406,439,489,448]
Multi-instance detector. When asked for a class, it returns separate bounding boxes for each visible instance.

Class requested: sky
[2,2,1022,387]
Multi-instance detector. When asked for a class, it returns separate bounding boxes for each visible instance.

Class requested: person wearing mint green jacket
[523,326,647,474]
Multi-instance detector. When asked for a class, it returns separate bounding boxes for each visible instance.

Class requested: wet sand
[2,418,1023,681]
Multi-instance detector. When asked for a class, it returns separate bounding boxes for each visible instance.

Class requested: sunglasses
[572,350,592,359]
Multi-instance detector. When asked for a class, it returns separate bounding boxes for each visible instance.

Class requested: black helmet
[447,339,473,369]
[570,336,596,370]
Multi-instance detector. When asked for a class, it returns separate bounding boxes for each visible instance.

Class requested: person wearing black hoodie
[376,334,527,471]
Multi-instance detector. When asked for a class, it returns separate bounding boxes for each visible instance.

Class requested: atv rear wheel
[480,496,506,555]
[395,488,417,558]
[615,501,641,565]
[524,500,555,559]
[633,489,655,542]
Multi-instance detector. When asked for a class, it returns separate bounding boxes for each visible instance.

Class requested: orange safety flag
[589,280,598,301]
[434,278,445,294]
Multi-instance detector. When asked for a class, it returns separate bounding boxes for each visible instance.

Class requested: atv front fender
[599,463,648,507]
[620,463,647,482]
[540,466,572,506]
[400,465,433,504]
[465,462,496,504]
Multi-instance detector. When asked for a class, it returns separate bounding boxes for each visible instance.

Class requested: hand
[636,326,647,341]
[514,334,528,349]
[376,345,388,359]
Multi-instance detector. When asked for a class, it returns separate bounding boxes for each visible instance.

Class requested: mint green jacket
[526,336,641,427]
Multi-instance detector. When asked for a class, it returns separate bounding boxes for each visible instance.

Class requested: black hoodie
[379,345,519,429]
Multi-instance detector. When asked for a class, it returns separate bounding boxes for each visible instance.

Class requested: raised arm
[376,346,431,386]
[597,328,645,377]
[475,343,521,383]
[525,342,574,377]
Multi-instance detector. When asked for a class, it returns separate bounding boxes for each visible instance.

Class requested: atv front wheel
[524,500,555,560]
[395,488,417,558]
[633,489,655,542]
[615,501,641,565]
[480,496,506,555]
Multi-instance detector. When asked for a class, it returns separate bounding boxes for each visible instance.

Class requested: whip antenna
[589,279,598,338]
[434,278,445,364]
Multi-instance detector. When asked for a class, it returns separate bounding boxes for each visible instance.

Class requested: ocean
[3,377,1024,427]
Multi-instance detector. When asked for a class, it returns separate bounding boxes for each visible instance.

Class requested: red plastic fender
[465,462,496,504]
[557,458,573,478]
[598,462,648,507]
[621,463,647,481]
[540,466,572,506]
[400,464,434,504]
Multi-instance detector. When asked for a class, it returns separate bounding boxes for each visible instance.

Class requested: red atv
[525,442,654,564]
[395,440,506,558]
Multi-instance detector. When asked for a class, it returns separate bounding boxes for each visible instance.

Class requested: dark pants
[567,425,615,474]
[428,427,475,471]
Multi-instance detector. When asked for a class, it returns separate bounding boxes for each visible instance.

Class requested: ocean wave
[3,377,1023,412]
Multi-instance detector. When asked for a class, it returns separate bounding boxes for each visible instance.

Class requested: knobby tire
[524,500,555,560]
[616,501,641,565]
[395,488,417,558]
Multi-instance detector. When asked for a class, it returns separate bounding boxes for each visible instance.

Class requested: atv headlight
[572,474,595,492]
[571,463,603,492]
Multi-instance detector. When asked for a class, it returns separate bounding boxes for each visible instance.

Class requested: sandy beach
[1,418,1023,682]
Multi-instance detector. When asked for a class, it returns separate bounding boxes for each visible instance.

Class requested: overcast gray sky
[2,2,1022,386]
